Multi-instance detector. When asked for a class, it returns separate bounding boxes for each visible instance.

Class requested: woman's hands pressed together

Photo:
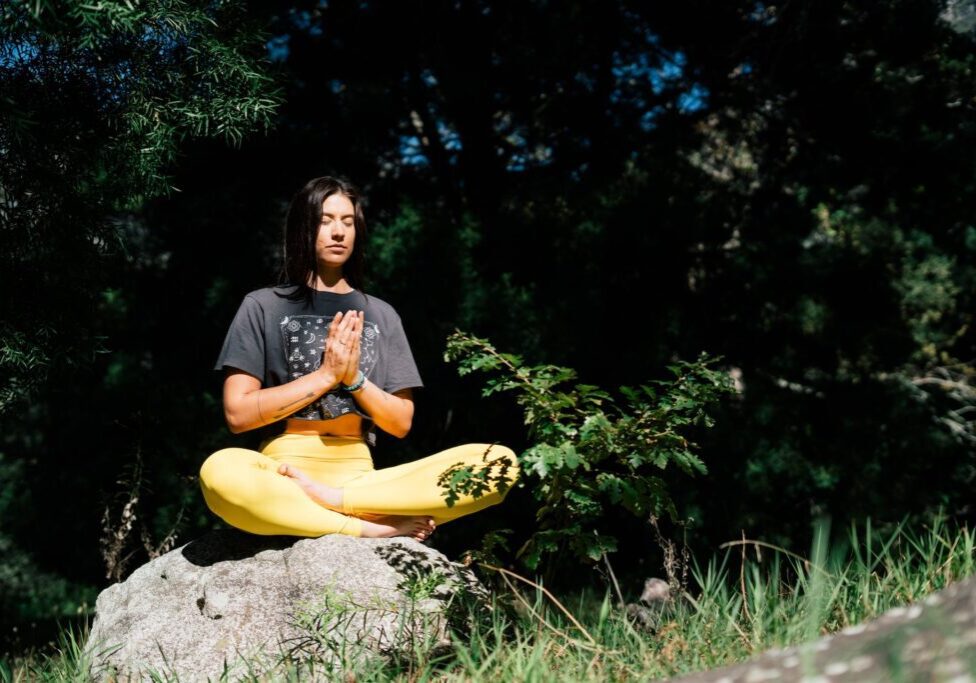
[224,310,363,433]
[311,307,413,438]
[317,309,363,388]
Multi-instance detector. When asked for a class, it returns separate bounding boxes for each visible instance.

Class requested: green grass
[3,510,974,681]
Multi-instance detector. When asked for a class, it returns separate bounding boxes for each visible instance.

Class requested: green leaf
[564,489,602,516]
[563,444,581,470]
[596,473,624,503]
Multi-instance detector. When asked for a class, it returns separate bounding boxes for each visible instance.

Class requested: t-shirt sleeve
[213,294,266,382]
[382,312,424,394]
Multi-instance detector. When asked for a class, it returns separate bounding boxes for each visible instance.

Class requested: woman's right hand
[317,310,360,388]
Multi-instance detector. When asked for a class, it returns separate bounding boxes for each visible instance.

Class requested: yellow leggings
[198,433,521,538]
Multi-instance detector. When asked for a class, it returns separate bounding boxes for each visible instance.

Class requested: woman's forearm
[229,370,338,434]
[349,378,413,438]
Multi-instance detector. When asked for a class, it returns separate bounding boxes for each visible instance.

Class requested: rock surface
[82,529,493,681]
[625,577,674,633]
[669,572,976,682]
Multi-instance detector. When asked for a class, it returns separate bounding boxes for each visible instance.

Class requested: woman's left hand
[341,311,363,386]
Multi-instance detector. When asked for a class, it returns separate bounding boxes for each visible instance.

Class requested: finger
[329,313,344,340]
[352,315,362,347]
[350,334,360,364]
[329,316,344,345]
[322,321,335,362]
[333,313,349,338]
[334,314,351,342]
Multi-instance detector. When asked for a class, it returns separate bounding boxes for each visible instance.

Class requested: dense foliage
[443,331,735,573]
[0,0,283,634]
[0,0,973,650]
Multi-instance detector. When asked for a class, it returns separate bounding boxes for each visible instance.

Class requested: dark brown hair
[276,175,370,309]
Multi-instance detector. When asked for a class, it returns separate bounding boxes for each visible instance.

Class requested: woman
[198,176,521,542]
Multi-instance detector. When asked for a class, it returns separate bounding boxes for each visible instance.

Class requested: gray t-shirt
[214,285,424,446]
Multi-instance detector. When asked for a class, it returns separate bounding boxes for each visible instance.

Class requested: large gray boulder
[669,571,976,682]
[82,529,494,681]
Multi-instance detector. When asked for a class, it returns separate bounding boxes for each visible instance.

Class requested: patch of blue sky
[1,36,135,108]
[399,134,430,167]
[502,127,526,148]
[678,83,708,113]
[748,1,777,25]
[421,69,439,88]
[0,38,40,68]
[611,44,710,130]
[640,106,666,132]
[267,34,290,63]
[611,48,685,100]
[399,119,462,167]
[140,23,186,53]
[494,111,554,172]
[639,85,708,131]
[267,9,324,61]
[439,120,462,152]
[502,127,526,171]
[290,9,323,36]
[505,142,553,172]
[99,60,132,107]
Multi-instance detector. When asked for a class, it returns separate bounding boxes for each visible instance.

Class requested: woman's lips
[328,246,346,252]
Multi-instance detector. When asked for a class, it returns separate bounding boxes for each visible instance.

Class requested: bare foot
[275,463,437,541]
[277,463,343,511]
[360,516,437,542]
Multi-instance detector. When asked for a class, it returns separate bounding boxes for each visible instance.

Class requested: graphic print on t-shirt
[280,314,379,420]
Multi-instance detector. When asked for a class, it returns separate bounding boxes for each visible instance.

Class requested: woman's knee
[199,447,251,494]
[477,443,521,491]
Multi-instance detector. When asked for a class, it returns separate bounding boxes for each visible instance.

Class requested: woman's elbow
[224,414,240,434]
[389,417,412,439]
[391,408,414,438]
[222,373,262,435]
[223,404,244,434]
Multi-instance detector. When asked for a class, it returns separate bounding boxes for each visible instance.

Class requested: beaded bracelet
[341,370,366,393]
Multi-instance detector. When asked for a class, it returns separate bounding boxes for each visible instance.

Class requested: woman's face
[316,192,356,267]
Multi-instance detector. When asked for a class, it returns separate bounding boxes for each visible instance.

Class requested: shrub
[443,330,736,571]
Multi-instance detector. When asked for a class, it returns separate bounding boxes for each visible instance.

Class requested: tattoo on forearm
[272,392,315,419]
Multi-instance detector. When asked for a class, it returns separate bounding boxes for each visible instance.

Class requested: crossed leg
[199,448,431,539]
[199,442,520,540]
[278,442,521,525]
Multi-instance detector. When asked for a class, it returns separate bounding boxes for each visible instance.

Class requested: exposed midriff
[282,413,363,437]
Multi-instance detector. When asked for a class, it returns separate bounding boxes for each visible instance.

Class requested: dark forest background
[2,0,974,651]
